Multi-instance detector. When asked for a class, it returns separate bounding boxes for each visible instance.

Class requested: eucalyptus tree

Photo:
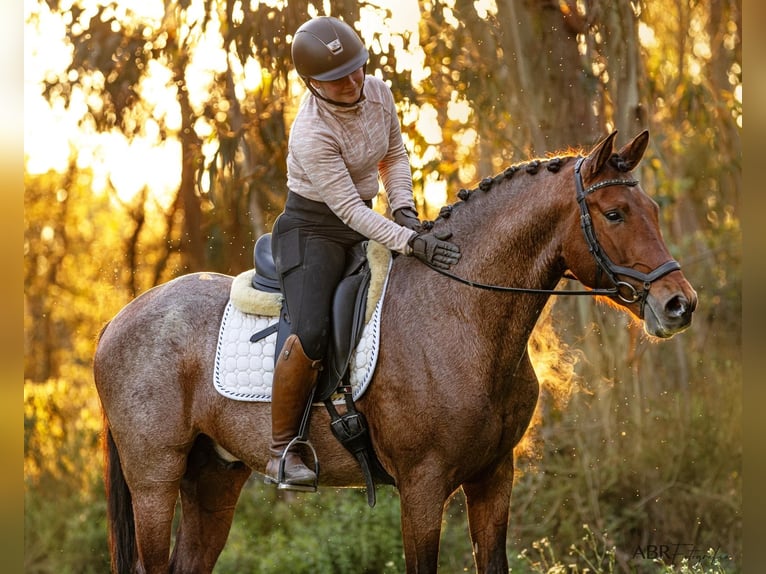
[37,0,400,275]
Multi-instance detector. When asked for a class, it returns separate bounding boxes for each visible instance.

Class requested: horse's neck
[383,167,575,397]
[436,172,572,362]
[453,173,571,297]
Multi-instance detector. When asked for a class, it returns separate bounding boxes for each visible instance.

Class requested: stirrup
[275,436,320,493]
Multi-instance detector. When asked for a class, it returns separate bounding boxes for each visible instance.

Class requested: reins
[419,156,682,312]
[420,263,618,297]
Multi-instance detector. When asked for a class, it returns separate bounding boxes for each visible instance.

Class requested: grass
[513,524,737,573]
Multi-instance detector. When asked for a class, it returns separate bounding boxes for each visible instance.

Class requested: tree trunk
[494,0,599,153]
[174,58,205,272]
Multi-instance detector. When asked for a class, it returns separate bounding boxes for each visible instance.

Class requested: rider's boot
[265,334,321,490]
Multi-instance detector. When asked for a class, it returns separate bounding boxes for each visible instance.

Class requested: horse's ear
[614,130,650,171]
[585,130,618,178]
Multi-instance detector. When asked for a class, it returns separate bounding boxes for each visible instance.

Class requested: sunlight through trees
[24,1,741,571]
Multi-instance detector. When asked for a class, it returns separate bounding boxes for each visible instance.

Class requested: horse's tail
[104,419,138,574]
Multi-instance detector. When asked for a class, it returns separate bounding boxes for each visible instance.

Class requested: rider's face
[311,67,365,104]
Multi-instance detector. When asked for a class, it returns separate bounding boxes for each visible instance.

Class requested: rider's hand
[408,230,461,270]
[393,206,422,232]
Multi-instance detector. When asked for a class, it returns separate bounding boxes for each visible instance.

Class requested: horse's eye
[604,210,624,223]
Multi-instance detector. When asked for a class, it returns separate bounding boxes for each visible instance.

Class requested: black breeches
[272,192,366,361]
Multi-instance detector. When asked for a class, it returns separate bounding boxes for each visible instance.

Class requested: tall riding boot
[265,334,322,490]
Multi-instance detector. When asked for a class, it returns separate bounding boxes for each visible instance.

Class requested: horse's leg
[112,426,195,572]
[460,350,538,573]
[397,473,451,574]
[104,415,196,574]
[170,436,252,573]
[462,459,515,573]
[127,453,188,574]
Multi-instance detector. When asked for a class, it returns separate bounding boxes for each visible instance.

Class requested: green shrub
[216,483,405,573]
[24,376,110,573]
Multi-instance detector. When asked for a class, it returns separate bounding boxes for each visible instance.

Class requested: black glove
[393,206,422,232]
[408,230,461,270]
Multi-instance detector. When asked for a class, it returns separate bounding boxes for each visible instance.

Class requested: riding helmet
[291,16,369,81]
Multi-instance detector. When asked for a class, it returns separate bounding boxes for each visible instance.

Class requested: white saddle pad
[213,265,390,403]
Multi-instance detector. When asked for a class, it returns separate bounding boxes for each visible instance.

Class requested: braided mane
[422,148,635,230]
[422,154,578,229]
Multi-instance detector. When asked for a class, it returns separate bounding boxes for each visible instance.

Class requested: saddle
[249,233,394,505]
[250,233,372,401]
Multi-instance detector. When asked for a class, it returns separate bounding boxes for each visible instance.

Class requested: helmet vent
[326,38,343,54]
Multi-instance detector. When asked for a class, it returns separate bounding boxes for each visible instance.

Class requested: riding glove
[408,230,461,270]
[393,206,422,232]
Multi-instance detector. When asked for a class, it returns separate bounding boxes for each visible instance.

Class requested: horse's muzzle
[643,287,697,338]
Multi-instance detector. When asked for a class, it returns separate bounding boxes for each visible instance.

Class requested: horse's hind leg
[128,462,187,573]
[170,436,252,573]
[461,460,515,574]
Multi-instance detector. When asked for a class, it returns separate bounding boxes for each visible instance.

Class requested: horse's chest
[464,387,538,453]
[434,402,519,456]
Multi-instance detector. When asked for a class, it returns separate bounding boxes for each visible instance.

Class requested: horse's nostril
[665,295,688,319]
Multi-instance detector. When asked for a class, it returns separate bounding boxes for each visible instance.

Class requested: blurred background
[23,0,741,572]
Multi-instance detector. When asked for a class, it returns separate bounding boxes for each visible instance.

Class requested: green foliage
[215,484,405,573]
[514,526,617,573]
[24,487,110,574]
[24,376,110,573]
[505,318,742,571]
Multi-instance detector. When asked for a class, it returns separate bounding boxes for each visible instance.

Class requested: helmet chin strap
[305,65,366,107]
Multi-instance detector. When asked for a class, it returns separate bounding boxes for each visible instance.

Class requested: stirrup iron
[274,436,320,492]
[271,386,319,492]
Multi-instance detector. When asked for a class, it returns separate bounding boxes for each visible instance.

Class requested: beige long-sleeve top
[286,75,417,254]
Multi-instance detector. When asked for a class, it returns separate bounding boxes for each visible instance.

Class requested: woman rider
[267,15,461,490]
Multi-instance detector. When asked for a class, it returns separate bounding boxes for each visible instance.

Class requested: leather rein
[420,157,681,314]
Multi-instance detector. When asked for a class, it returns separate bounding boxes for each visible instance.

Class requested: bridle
[420,157,682,315]
[573,157,680,313]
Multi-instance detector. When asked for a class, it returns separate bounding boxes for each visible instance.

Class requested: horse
[93,130,697,573]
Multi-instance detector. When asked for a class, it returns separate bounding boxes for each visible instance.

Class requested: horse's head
[564,130,697,338]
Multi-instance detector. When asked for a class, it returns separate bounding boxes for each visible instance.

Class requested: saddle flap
[246,236,386,402]
[315,267,371,401]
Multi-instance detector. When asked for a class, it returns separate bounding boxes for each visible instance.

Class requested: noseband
[419,156,682,316]
[573,157,681,314]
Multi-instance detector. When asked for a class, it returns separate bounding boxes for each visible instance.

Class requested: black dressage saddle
[249,232,372,402]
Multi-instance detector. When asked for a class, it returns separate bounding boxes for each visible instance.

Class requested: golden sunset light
[23,2,742,573]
